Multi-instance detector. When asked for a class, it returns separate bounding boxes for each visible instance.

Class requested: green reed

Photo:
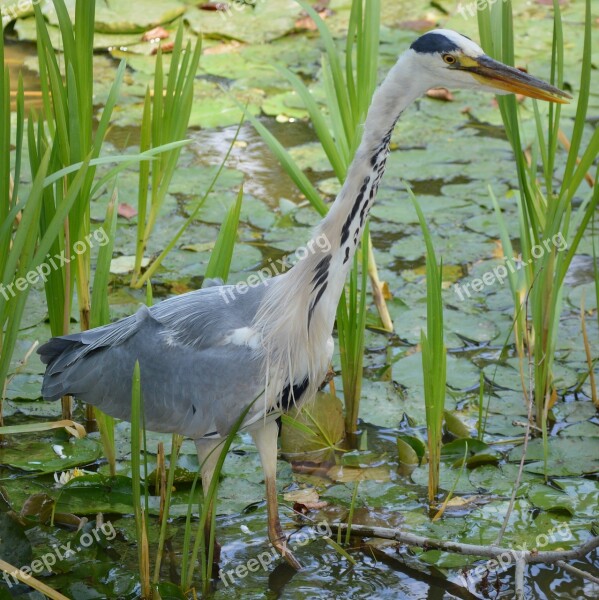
[478,0,599,472]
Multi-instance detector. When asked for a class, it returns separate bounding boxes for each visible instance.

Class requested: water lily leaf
[110,255,150,274]
[288,143,331,173]
[553,478,599,517]
[508,437,599,476]
[396,439,418,465]
[528,484,574,515]
[6,399,60,420]
[55,475,135,515]
[0,512,32,569]
[15,16,147,49]
[322,480,420,511]
[44,0,187,34]
[411,463,477,494]
[463,453,500,468]
[4,374,43,400]
[443,410,473,439]
[262,91,310,120]
[185,1,302,44]
[468,464,536,496]
[397,434,426,466]
[212,476,263,515]
[0,438,101,474]
[341,450,383,468]
[558,421,599,437]
[441,438,489,457]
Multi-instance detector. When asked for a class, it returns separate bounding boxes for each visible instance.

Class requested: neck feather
[310,51,425,327]
[253,50,426,398]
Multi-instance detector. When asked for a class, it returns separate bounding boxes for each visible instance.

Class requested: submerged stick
[330,523,599,595]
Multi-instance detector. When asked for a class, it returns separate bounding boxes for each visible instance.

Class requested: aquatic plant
[131,24,202,289]
[410,191,447,506]
[478,0,599,466]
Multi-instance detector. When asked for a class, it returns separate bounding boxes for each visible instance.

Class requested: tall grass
[30,0,121,424]
[0,28,49,426]
[248,0,388,435]
[131,26,201,288]
[478,0,599,467]
[410,192,447,506]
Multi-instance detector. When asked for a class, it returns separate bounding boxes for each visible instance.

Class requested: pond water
[1,1,598,599]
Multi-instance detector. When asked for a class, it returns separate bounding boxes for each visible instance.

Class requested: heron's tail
[37,335,86,400]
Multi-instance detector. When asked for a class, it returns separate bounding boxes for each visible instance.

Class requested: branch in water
[330,523,599,593]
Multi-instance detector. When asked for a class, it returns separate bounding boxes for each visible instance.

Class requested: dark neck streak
[305,116,399,333]
[302,50,424,334]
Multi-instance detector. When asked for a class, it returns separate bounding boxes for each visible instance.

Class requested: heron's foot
[270,531,302,570]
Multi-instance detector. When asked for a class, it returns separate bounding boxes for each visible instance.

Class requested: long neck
[305,51,426,330]
[252,51,426,395]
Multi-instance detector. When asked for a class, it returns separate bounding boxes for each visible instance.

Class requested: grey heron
[38,30,569,571]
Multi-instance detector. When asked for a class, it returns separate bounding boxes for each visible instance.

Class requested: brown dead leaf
[284,487,320,504]
[295,8,331,31]
[117,203,137,219]
[426,88,454,101]
[151,41,175,55]
[444,495,485,508]
[380,281,391,300]
[141,26,169,42]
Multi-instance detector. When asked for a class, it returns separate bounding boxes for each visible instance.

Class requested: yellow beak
[458,55,571,104]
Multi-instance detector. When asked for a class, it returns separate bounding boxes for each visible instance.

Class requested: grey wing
[38,284,268,439]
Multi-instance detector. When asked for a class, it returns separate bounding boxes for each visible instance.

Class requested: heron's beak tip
[463,55,571,104]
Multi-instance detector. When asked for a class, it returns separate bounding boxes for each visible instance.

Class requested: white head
[406,29,570,102]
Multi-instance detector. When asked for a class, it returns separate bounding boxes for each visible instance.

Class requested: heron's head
[409,29,570,103]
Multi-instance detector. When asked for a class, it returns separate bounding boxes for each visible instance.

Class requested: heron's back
[38,284,268,438]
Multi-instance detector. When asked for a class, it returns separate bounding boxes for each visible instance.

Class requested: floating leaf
[508,437,599,476]
[0,438,101,473]
[528,484,575,515]
[443,410,473,439]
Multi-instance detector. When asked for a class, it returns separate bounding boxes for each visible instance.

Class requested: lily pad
[0,438,102,474]
[410,463,477,494]
[185,0,302,45]
[468,464,537,496]
[4,374,43,400]
[44,0,187,34]
[508,437,599,476]
[397,434,426,466]
[55,474,136,515]
[528,483,574,515]
[0,512,32,568]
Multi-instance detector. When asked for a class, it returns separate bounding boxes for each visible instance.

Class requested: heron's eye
[442,54,456,65]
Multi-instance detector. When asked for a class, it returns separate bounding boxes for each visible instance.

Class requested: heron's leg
[195,438,224,571]
[251,420,301,570]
